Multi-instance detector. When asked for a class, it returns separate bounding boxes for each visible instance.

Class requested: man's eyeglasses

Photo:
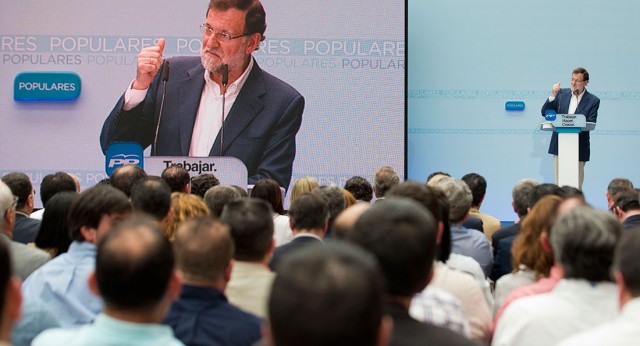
[200,24,250,42]
[571,78,585,84]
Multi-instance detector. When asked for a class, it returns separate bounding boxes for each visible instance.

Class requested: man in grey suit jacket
[101,0,303,190]
[0,181,49,281]
[541,67,600,189]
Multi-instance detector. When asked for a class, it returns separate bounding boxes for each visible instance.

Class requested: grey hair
[436,178,472,224]
[374,166,400,198]
[550,206,621,282]
[512,178,539,218]
[0,182,13,225]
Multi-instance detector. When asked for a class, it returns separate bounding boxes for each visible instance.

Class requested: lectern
[540,113,596,188]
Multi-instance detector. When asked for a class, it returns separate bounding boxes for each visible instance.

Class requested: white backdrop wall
[408,0,640,220]
[1,1,405,207]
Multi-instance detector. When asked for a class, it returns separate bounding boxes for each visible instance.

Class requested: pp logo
[105,142,144,176]
[545,110,557,121]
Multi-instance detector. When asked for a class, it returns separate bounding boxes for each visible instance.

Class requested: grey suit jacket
[0,234,50,280]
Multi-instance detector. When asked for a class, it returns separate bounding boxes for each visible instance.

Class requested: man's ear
[80,226,97,243]
[87,271,100,297]
[245,33,262,54]
[167,271,183,302]
[27,193,34,209]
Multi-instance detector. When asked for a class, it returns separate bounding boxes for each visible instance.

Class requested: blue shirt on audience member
[164,284,262,346]
[21,241,101,327]
[450,224,493,277]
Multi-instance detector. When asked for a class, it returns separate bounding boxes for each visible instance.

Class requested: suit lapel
[179,64,206,155]
[575,90,590,115]
[560,89,572,114]
[209,62,266,156]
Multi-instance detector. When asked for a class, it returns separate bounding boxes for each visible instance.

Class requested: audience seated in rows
[462,173,501,240]
[611,188,640,230]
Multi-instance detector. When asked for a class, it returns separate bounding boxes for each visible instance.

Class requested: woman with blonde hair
[164,192,209,240]
[290,176,319,204]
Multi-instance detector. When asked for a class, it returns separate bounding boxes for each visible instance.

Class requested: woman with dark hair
[251,179,292,246]
[34,191,78,257]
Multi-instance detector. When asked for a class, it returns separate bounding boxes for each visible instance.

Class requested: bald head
[333,203,370,240]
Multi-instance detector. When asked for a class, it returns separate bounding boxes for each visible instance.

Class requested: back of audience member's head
[612,189,640,213]
[374,166,400,199]
[313,185,346,228]
[250,179,285,215]
[613,230,640,299]
[342,189,357,208]
[173,216,234,283]
[426,171,451,185]
[344,176,373,202]
[109,164,148,197]
[268,242,388,346]
[220,199,274,261]
[461,172,487,207]
[0,182,13,228]
[94,216,175,314]
[290,176,319,204]
[1,172,32,211]
[530,183,564,209]
[39,172,77,206]
[204,185,242,217]
[130,177,171,222]
[607,178,634,200]
[349,198,437,297]
[333,203,370,240]
[550,206,621,282]
[0,239,20,339]
[511,195,563,279]
[386,182,449,261]
[68,186,132,242]
[161,165,190,193]
[561,185,585,201]
[512,178,539,218]
[190,173,220,198]
[289,193,329,231]
[35,191,77,257]
[232,185,249,197]
[436,178,472,224]
[164,192,209,239]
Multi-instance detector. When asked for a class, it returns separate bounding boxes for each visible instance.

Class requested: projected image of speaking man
[541,67,600,190]
[100,0,304,190]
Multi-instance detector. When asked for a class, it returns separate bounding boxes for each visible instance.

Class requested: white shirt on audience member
[492,279,618,346]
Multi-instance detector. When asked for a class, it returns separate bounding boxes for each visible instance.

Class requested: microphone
[220,64,228,156]
[153,60,170,156]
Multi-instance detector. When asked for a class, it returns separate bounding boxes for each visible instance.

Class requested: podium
[540,113,596,188]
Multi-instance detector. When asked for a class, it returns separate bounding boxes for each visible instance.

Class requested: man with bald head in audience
[33,216,184,346]
[162,165,191,193]
[109,164,148,197]
[165,217,261,345]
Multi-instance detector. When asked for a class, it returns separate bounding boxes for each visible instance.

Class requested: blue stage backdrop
[1,0,405,207]
[408,0,640,219]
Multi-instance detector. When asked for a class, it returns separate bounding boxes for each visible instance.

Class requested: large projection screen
[1,0,405,207]
[408,0,640,219]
